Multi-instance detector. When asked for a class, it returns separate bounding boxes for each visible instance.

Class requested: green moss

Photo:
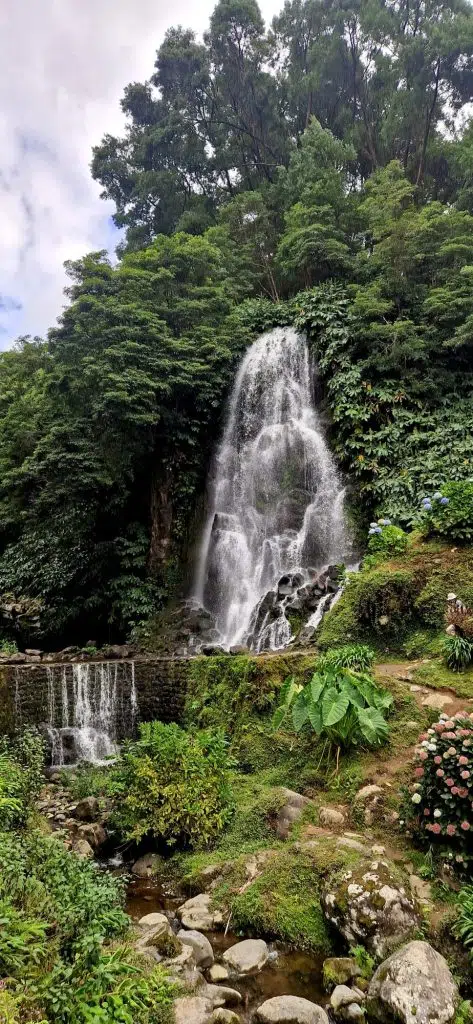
[411,660,473,699]
[185,651,317,734]
[318,538,473,656]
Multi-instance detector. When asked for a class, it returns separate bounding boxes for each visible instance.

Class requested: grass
[411,660,473,700]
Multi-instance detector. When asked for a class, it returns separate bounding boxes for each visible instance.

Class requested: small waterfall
[195,326,351,651]
[44,662,138,766]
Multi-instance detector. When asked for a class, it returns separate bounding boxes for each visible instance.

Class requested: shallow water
[126,877,326,1023]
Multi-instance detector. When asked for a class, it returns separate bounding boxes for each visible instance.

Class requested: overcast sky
[0,0,279,348]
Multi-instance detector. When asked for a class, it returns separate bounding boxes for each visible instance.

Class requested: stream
[126,877,326,1022]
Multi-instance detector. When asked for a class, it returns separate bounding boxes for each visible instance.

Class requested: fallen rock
[138,912,170,930]
[421,693,454,710]
[72,839,93,858]
[275,788,311,840]
[255,996,329,1023]
[367,941,458,1024]
[178,893,224,931]
[331,986,363,1012]
[178,929,214,968]
[74,796,99,821]
[203,984,242,1007]
[222,938,269,975]
[319,807,345,828]
[132,853,163,878]
[209,964,230,983]
[323,958,361,991]
[174,996,213,1024]
[210,1011,241,1024]
[78,822,107,849]
[322,860,420,958]
[354,785,383,803]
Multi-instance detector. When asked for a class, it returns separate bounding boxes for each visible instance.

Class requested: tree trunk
[149,467,173,576]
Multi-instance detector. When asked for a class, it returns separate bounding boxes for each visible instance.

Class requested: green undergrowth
[209,840,363,952]
[185,652,317,734]
[318,537,473,654]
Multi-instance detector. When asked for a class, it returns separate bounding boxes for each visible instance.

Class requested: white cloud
[0,0,279,346]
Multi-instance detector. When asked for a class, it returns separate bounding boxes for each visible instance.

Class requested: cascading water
[44,662,138,766]
[195,326,351,651]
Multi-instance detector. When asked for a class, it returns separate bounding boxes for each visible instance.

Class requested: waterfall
[195,326,351,651]
[44,662,138,766]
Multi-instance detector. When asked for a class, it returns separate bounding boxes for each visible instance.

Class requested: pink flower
[458,756,469,765]
[461,821,471,830]
[431,823,442,834]
[419,733,429,741]
[458,787,469,798]
[434,756,442,764]
[419,751,428,761]
[415,767,424,777]
[445,722,455,729]
[436,769,445,777]
[445,778,454,787]
[446,824,457,835]
[451,787,459,795]
[461,771,470,780]
[444,733,457,740]
[434,723,446,733]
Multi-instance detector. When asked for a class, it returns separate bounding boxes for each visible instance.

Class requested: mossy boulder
[322,858,421,960]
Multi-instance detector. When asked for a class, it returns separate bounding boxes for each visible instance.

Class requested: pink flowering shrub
[405,711,473,871]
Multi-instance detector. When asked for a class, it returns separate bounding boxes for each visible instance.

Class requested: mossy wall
[0,651,317,737]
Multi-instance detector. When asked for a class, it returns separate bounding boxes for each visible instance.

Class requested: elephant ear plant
[273,664,393,770]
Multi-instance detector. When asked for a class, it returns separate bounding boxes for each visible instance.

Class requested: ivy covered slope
[2,0,473,646]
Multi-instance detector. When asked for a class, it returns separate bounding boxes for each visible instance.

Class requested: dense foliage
[273,665,393,753]
[405,711,473,871]
[2,0,473,642]
[110,721,233,847]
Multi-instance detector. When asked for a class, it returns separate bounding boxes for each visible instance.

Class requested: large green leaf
[310,674,326,704]
[322,686,350,726]
[356,706,389,746]
[307,700,323,734]
[292,692,310,732]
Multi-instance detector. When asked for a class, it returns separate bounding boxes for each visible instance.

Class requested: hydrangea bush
[420,481,473,542]
[367,519,408,557]
[405,711,473,874]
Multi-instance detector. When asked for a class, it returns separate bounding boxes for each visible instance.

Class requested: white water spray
[195,327,350,650]
[45,662,138,766]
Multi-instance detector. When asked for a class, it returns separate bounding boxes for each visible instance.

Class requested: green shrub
[455,886,473,959]
[317,566,417,648]
[273,668,392,755]
[367,522,408,558]
[111,721,233,848]
[318,644,375,672]
[0,729,45,829]
[422,482,473,543]
[404,711,473,873]
[444,635,473,672]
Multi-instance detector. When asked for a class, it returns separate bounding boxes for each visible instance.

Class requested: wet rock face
[322,860,421,959]
[367,941,459,1024]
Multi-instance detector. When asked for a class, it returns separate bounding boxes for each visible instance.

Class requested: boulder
[72,838,93,859]
[178,893,224,931]
[131,853,163,878]
[174,996,213,1024]
[210,1011,241,1023]
[323,958,361,991]
[255,996,329,1023]
[354,785,383,803]
[322,860,421,959]
[209,964,230,983]
[330,986,363,1012]
[222,938,269,975]
[319,807,345,828]
[74,796,99,821]
[77,822,107,849]
[177,929,214,968]
[203,984,242,1007]
[367,941,458,1024]
[275,789,311,840]
[138,912,170,930]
